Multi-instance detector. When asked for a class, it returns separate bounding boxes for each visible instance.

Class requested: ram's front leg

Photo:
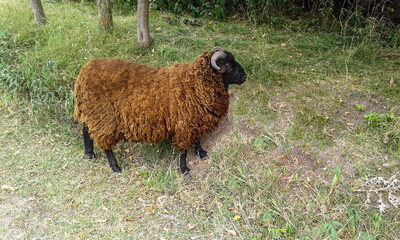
[179,150,190,175]
[194,140,208,160]
[105,149,122,173]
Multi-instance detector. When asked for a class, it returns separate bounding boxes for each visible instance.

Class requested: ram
[74,47,247,174]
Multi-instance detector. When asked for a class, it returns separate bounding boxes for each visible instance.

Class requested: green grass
[1,0,400,239]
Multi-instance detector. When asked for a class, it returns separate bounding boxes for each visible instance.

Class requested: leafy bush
[151,0,400,25]
[149,0,400,46]
[56,0,400,27]
[51,0,400,45]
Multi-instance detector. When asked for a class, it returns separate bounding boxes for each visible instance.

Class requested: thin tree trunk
[97,0,113,31]
[137,0,150,48]
[31,0,47,25]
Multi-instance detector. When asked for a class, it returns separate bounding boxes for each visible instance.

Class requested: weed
[252,133,278,150]
[384,122,400,151]
[372,213,383,230]
[358,232,375,240]
[347,206,360,234]
[355,104,364,111]
[328,167,342,201]
[356,173,400,213]
[364,112,395,128]
[322,221,344,240]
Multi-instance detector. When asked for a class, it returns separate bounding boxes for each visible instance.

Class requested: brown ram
[74,47,247,174]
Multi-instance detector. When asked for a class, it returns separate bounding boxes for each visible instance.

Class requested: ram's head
[211,46,247,87]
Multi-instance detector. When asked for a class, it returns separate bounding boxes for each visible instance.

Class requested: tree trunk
[137,0,150,48]
[31,0,47,25]
[97,0,113,31]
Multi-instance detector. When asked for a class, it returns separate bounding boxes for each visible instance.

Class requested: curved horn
[211,46,224,52]
[211,50,227,73]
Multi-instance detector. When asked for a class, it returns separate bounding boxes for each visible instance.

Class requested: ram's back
[73,58,181,148]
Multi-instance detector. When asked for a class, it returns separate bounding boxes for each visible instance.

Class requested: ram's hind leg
[179,150,190,175]
[194,140,208,160]
[83,124,96,160]
[105,149,122,173]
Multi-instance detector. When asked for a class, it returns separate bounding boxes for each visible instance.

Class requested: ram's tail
[73,79,83,122]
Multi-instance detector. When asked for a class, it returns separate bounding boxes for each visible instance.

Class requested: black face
[216,51,247,88]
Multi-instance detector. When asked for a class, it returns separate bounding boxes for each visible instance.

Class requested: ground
[0,0,399,239]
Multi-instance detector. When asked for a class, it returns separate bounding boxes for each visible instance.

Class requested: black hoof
[84,153,96,160]
[197,150,208,160]
[180,167,191,175]
[111,165,122,173]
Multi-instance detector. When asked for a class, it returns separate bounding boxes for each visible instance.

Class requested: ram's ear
[215,59,228,73]
[211,50,228,73]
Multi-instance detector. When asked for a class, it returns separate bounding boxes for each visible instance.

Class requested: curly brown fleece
[74,51,229,150]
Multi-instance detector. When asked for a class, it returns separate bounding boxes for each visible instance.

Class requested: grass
[1,0,400,239]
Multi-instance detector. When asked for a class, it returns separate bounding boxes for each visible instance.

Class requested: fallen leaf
[226,229,237,236]
[189,236,202,240]
[187,224,196,230]
[163,209,170,214]
[232,215,241,222]
[389,78,394,86]
[125,218,137,222]
[1,185,15,192]
[95,219,108,223]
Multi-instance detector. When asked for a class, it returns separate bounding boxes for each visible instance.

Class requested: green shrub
[48,0,400,46]
[149,0,399,46]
